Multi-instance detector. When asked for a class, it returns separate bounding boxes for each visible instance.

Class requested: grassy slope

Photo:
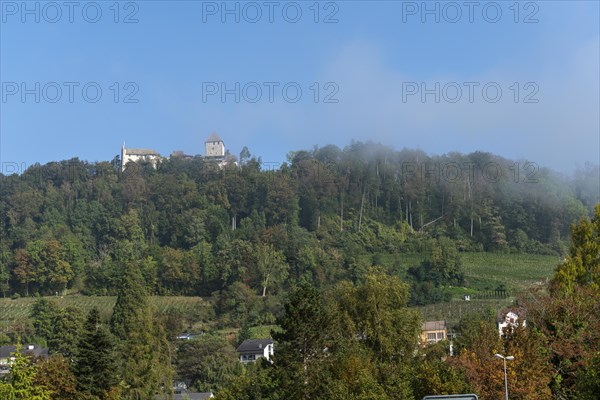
[365,251,559,327]
[366,251,558,292]
[0,296,208,329]
[0,252,559,330]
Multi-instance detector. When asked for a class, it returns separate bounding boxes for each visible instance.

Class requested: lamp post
[495,353,514,400]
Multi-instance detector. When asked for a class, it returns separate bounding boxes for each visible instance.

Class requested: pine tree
[272,283,335,400]
[110,262,172,399]
[73,307,117,399]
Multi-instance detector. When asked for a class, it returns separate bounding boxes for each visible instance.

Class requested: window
[437,332,445,340]
[427,333,436,342]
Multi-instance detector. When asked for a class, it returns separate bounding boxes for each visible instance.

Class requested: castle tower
[205,132,225,158]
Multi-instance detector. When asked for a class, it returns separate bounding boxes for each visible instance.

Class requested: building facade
[420,320,447,345]
[204,132,225,158]
[121,144,162,171]
[236,339,274,363]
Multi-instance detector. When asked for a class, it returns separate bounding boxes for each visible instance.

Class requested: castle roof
[125,148,160,156]
[205,132,223,143]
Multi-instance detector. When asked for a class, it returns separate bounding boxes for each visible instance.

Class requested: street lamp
[495,353,514,400]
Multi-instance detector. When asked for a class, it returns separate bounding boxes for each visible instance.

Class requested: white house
[121,144,162,171]
[236,339,274,363]
[497,309,526,336]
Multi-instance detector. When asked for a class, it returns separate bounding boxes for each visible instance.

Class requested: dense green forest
[0,142,597,300]
[0,205,598,400]
[0,142,598,399]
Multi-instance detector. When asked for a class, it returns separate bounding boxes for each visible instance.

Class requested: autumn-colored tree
[525,286,600,398]
[450,313,505,399]
[34,354,78,400]
[525,204,600,398]
[501,324,553,399]
[12,249,33,296]
[452,312,553,400]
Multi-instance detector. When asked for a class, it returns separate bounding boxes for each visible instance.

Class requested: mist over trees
[0,142,598,399]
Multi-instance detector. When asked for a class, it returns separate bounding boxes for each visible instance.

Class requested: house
[497,308,526,336]
[0,344,48,376]
[121,144,162,171]
[236,339,274,363]
[420,321,447,345]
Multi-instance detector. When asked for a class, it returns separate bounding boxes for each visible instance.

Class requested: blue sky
[1,0,599,174]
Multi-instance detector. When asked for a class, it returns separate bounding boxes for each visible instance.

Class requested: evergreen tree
[30,298,58,342]
[110,262,172,399]
[73,307,117,399]
[272,283,336,400]
[48,306,84,358]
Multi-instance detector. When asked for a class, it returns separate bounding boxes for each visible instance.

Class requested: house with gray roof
[236,339,274,363]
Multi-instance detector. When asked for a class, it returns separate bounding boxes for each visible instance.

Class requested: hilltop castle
[119,132,232,171]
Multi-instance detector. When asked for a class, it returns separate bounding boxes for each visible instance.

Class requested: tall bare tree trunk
[358,188,366,232]
[340,194,344,232]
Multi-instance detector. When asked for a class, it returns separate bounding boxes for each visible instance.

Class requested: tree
[337,270,421,362]
[43,240,73,295]
[34,355,78,400]
[216,361,279,400]
[0,342,51,400]
[255,243,288,297]
[525,286,600,398]
[110,263,172,399]
[272,283,337,400]
[72,307,117,398]
[552,204,600,293]
[413,342,470,398]
[175,335,241,392]
[334,270,421,399]
[239,146,251,165]
[516,205,600,398]
[451,312,553,400]
[12,249,33,296]
[48,306,84,358]
[30,298,59,342]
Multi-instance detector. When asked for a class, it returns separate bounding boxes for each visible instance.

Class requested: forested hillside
[1,142,599,400]
[1,142,597,300]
